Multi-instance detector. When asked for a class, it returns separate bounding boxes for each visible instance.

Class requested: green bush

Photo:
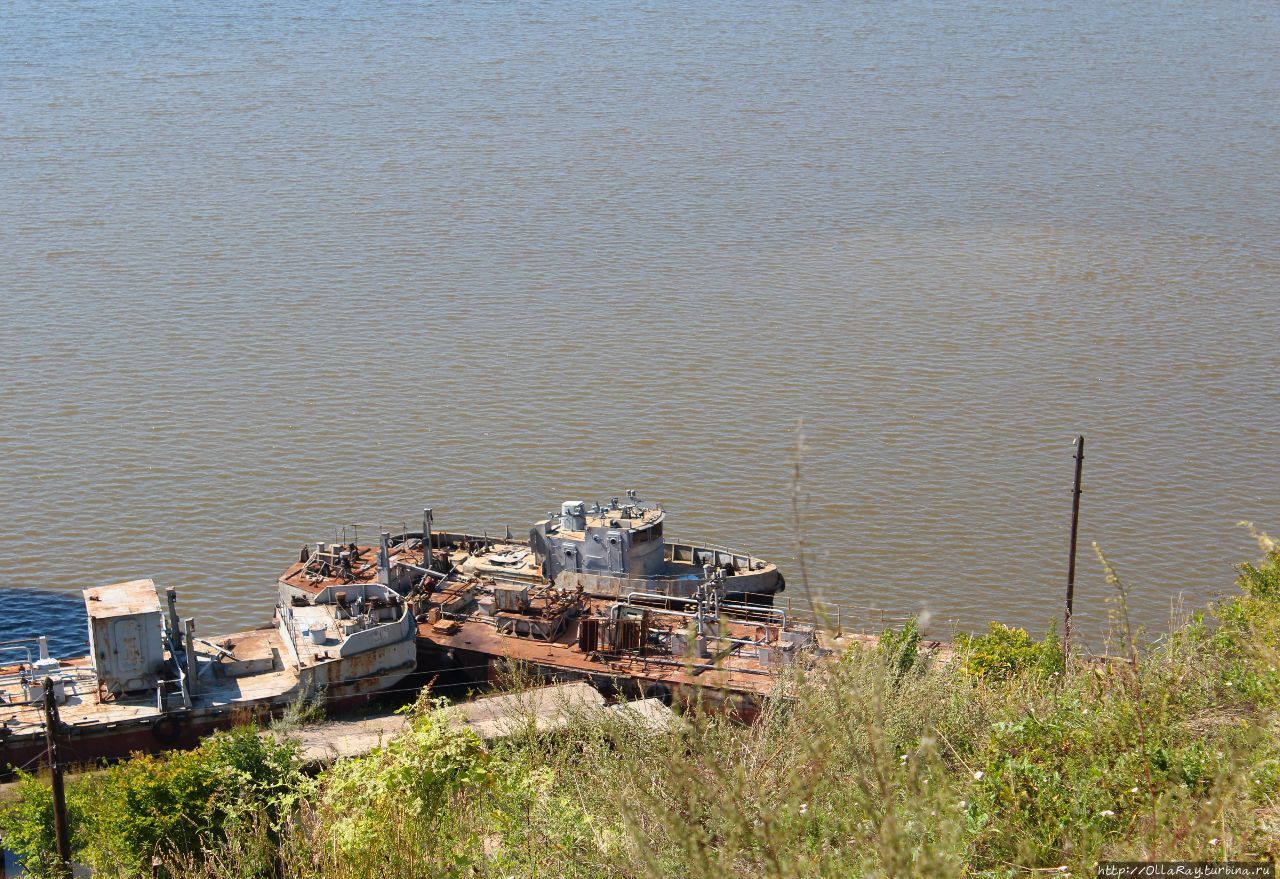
[956,622,1063,680]
[236,695,497,879]
[0,771,65,877]
[877,617,924,681]
[0,726,303,878]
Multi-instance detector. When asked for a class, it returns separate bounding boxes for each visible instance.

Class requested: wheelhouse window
[636,523,662,543]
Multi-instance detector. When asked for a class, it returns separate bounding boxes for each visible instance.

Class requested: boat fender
[643,682,672,707]
[151,714,182,743]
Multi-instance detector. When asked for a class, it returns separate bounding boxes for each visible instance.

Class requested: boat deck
[0,631,303,745]
[418,592,795,698]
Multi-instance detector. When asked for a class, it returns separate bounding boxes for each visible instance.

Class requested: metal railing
[0,638,43,667]
[778,595,957,637]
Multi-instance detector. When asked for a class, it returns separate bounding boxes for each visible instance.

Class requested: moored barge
[1,576,416,773]
[417,570,821,720]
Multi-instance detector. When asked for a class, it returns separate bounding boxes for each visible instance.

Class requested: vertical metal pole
[43,679,72,879]
[377,532,391,586]
[1063,435,1085,661]
[164,588,181,649]
[422,508,433,566]
[183,618,198,697]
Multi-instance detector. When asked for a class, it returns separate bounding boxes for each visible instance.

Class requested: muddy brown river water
[2,1,1277,651]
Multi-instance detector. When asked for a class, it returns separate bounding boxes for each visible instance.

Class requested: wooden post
[42,679,72,879]
[1063,435,1085,661]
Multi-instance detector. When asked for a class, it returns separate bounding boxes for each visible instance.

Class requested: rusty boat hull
[412,575,818,724]
[418,637,774,723]
[0,665,399,772]
[3,577,417,775]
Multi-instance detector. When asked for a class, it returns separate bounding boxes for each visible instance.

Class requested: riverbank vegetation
[4,532,1279,877]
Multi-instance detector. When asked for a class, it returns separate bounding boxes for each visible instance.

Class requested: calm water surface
[1,1,1277,652]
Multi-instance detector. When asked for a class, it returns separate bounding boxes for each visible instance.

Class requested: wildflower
[958,800,968,809]
[799,803,808,815]
[1130,787,1139,793]
[1098,810,1115,817]
[899,754,908,762]
[1226,681,1234,687]
[1210,838,1219,846]
[973,770,984,780]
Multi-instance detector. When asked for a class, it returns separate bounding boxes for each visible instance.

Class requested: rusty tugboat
[279,493,823,719]
[0,571,417,773]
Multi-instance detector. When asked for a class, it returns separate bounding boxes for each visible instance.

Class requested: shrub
[270,695,492,879]
[877,617,924,681]
[956,622,1063,680]
[0,726,303,878]
[0,771,66,877]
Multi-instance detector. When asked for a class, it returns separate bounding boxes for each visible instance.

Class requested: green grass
[6,538,1280,878]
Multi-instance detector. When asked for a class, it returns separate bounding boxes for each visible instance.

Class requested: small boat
[0,576,416,773]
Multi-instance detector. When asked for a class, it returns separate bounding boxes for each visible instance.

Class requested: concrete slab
[447,680,605,741]
[606,697,684,733]
[275,710,409,762]
[274,681,610,762]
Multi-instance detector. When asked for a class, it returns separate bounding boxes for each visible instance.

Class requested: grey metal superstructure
[533,494,668,581]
